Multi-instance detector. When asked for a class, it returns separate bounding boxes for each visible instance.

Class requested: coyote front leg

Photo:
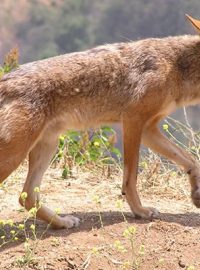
[122,117,159,219]
[142,122,200,207]
[19,132,80,229]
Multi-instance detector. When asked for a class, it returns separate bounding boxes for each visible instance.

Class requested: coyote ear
[186,14,200,33]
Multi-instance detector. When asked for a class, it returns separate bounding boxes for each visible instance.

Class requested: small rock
[67,258,76,269]
[178,260,186,268]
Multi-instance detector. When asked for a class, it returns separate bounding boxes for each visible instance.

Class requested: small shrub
[53,127,121,178]
[0,47,19,78]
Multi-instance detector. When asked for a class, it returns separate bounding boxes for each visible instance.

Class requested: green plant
[0,187,59,267]
[0,47,19,78]
[53,127,121,178]
[187,266,195,270]
[88,195,146,270]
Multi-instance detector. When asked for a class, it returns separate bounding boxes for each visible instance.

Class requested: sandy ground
[0,163,200,270]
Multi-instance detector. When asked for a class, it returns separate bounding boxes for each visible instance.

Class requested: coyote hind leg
[122,116,159,219]
[142,121,200,208]
[19,131,80,229]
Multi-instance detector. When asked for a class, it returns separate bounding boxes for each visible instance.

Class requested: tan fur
[1,16,200,228]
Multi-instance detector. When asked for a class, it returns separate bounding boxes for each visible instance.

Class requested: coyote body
[1,33,200,228]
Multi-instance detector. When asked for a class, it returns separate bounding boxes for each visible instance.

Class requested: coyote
[0,15,200,228]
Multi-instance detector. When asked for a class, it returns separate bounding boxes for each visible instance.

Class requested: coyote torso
[2,35,200,132]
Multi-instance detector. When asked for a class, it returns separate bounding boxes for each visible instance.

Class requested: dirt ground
[1,163,200,270]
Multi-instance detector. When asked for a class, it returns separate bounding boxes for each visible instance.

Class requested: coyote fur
[0,15,200,228]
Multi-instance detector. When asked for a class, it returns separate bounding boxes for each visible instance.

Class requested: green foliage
[0,189,54,267]
[0,48,19,78]
[54,127,121,178]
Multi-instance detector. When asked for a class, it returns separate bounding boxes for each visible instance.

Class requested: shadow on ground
[1,210,200,252]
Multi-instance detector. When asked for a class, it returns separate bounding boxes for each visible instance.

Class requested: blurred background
[1,0,200,63]
[1,0,200,145]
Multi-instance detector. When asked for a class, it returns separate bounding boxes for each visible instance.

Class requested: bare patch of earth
[0,164,200,270]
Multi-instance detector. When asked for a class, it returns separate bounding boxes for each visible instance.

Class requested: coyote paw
[61,215,80,228]
[188,166,200,208]
[188,165,200,208]
[134,207,159,219]
[191,188,200,208]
